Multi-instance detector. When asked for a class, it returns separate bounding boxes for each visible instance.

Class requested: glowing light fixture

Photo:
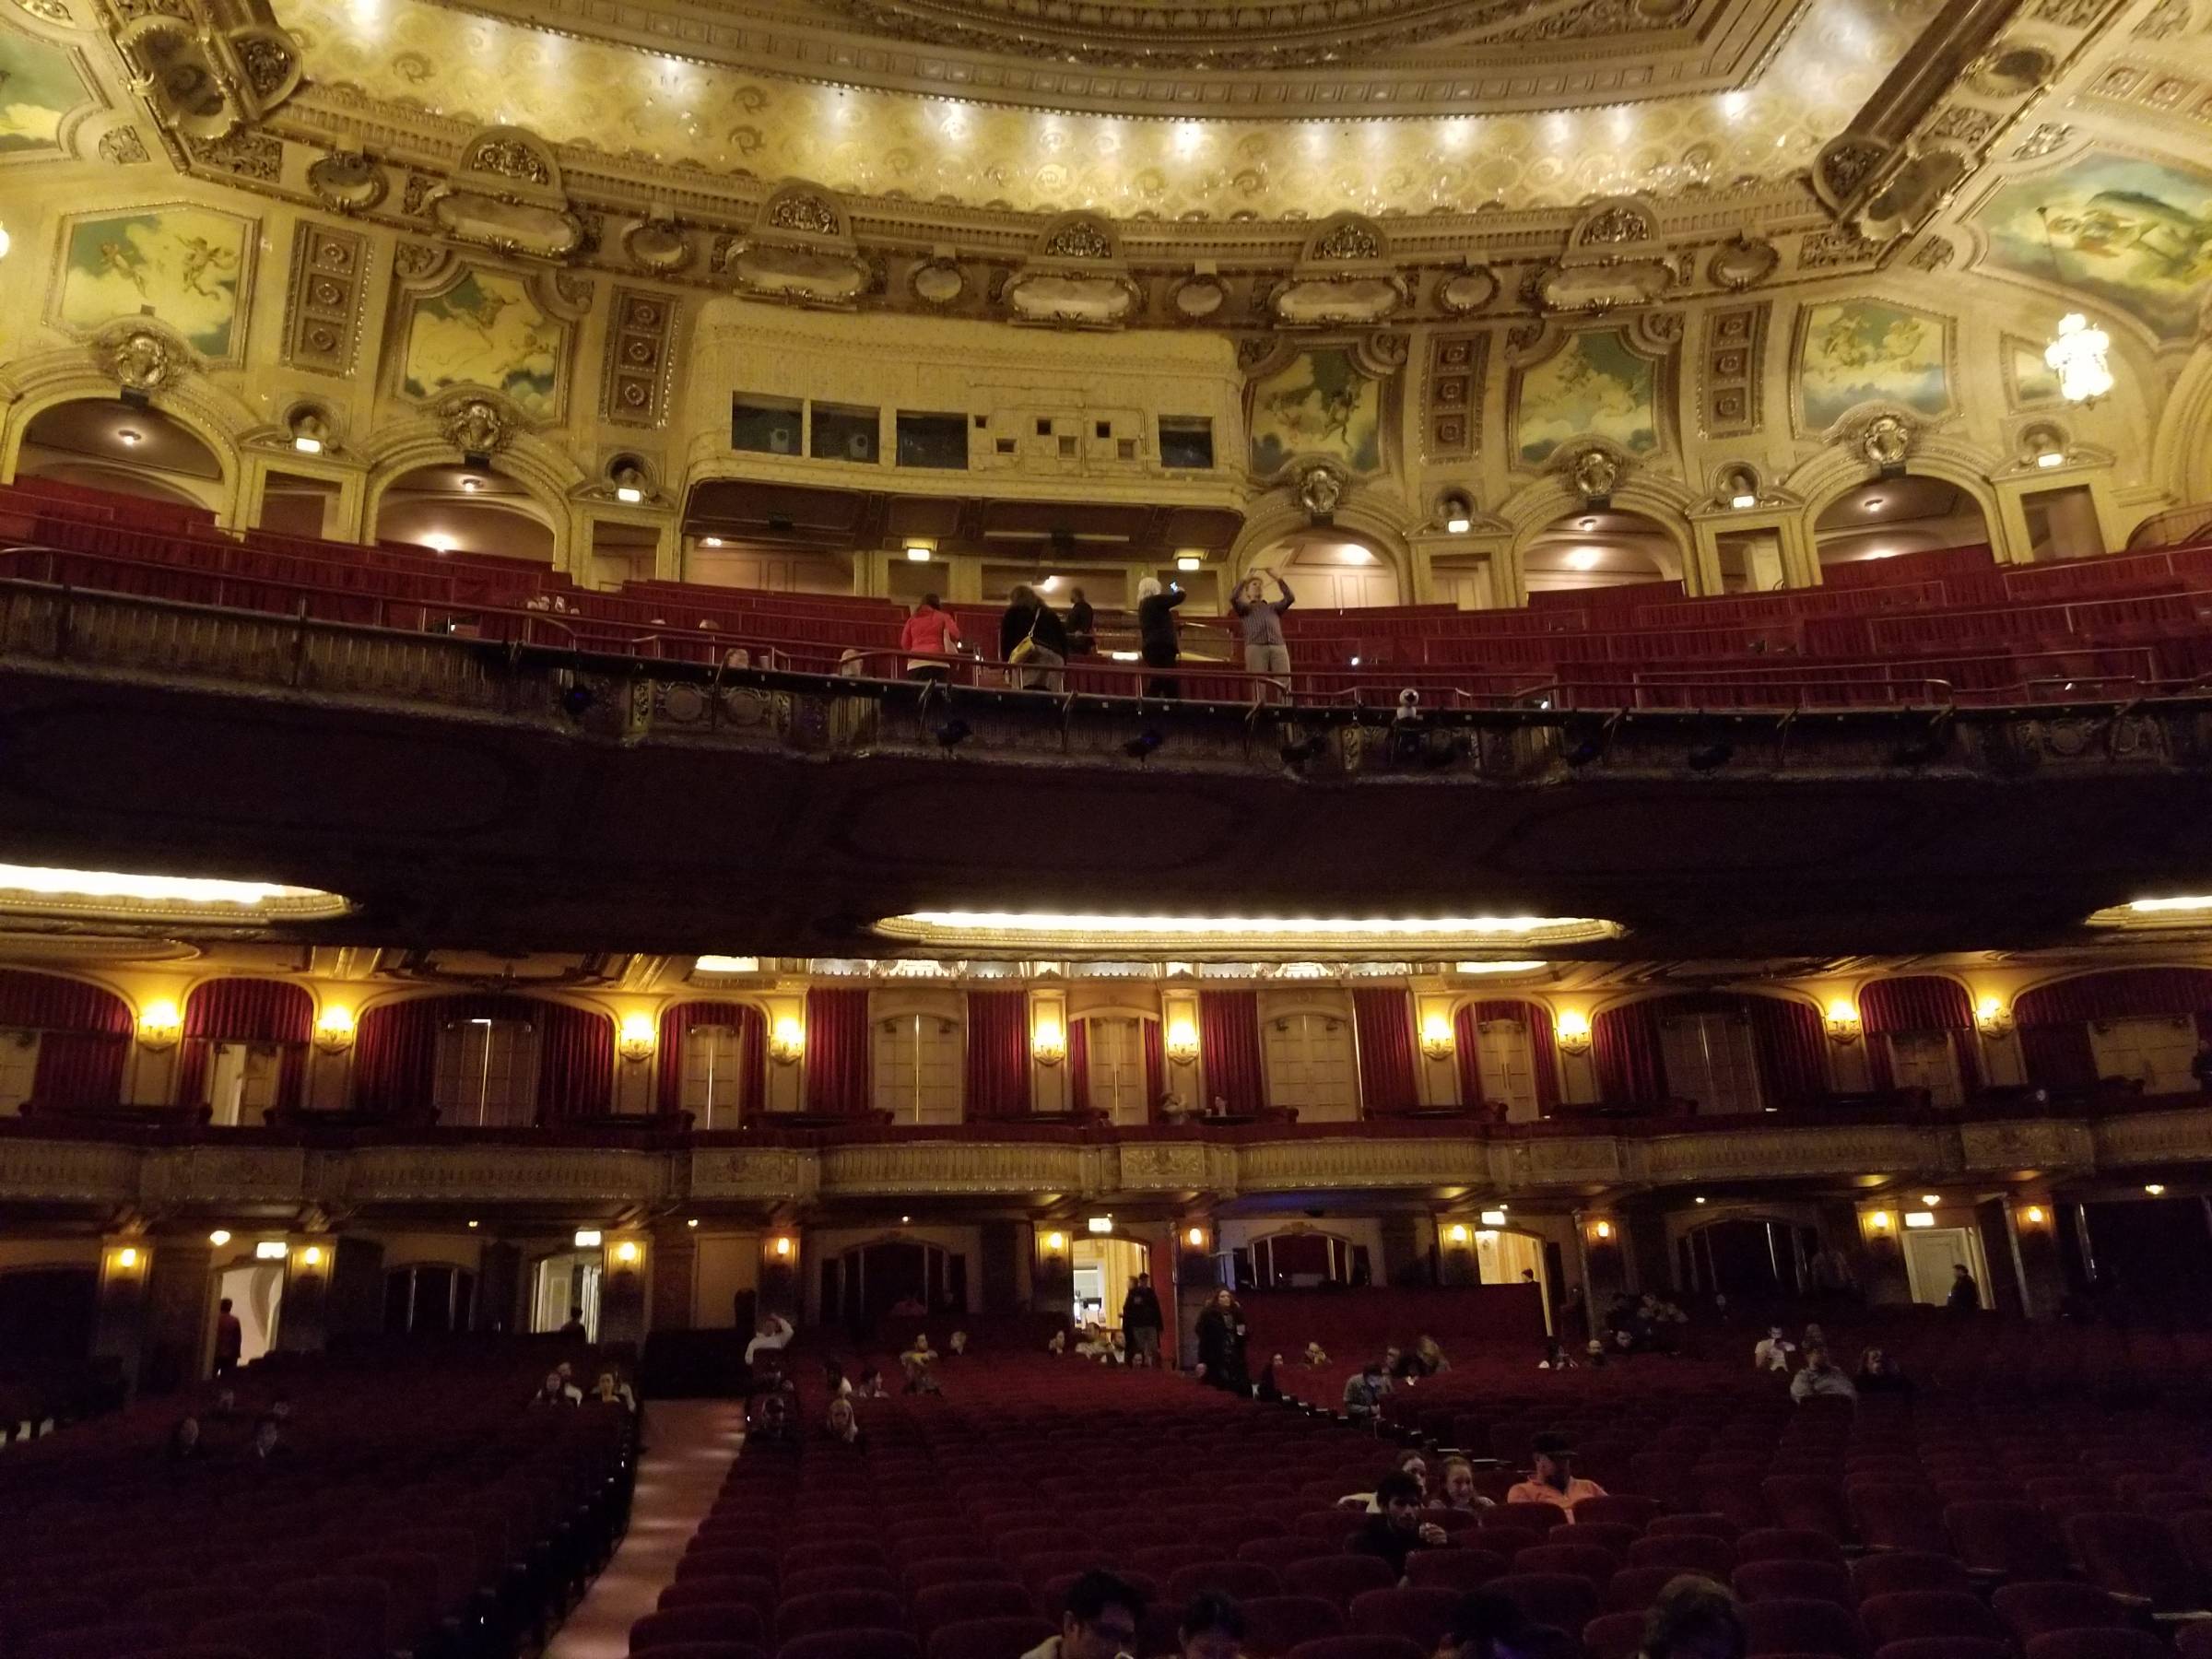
[2044,312,2113,404]
[695,955,759,973]
[701,536,724,548]
[1694,1196,1707,1206]
[1453,960,1547,975]
[115,1246,139,1269]
[1591,1219,1614,1241]
[459,477,482,493]
[1087,1216,1113,1234]
[314,1005,357,1053]
[0,222,10,261]
[2146,1182,2167,1196]
[426,535,457,553]
[1043,1230,1066,1252]
[117,428,142,446]
[208,1230,231,1246]
[2022,1206,2046,1224]
[906,544,933,561]
[1418,1012,1455,1061]
[874,911,1619,953]
[1824,998,1862,1041]
[1975,994,2014,1036]
[768,1015,806,1065]
[1446,1223,1470,1244]
[1031,1018,1066,1066]
[2089,895,2212,930]
[294,436,324,455]
[1867,1211,1892,1232]
[1731,492,1759,510]
[772,1235,793,1258]
[255,1240,288,1260]
[137,998,183,1049]
[1904,1211,1936,1228]
[1555,1009,1593,1053]
[688,1218,700,1228]
[618,1012,657,1063]
[574,1229,604,1248]
[298,1244,324,1267]
[467,1219,479,1229]
[1920,1194,1941,1206]
[1164,1018,1200,1065]
[1568,548,1602,571]
[2036,451,2065,469]
[1480,1209,1508,1226]
[616,486,643,504]
[1440,490,1475,535]
[0,863,348,924]
[1176,554,1203,571]
[614,1240,641,1264]
[1185,1226,1206,1248]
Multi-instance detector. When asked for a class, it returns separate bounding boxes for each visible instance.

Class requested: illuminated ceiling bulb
[906,544,933,561]
[2036,451,2065,469]
[701,535,724,548]
[0,221,11,260]
[574,1229,604,1248]
[117,428,143,446]
[459,477,482,493]
[1176,554,1202,571]
[1731,493,1758,510]
[2045,312,2113,404]
[2146,1183,2167,1196]
[688,1218,700,1228]
[208,1230,230,1246]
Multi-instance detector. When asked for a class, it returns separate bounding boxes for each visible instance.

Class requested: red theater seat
[187,1611,332,1659]
[1242,1596,1347,1657]
[1734,1562,1854,1608]
[661,1578,779,1619]
[2024,1633,2174,1659]
[634,1606,771,1651]
[1992,1584,2131,1642]
[774,1634,922,1659]
[1282,1640,1427,1659]
[1738,1533,1848,1567]
[1297,1556,1399,1608]
[1404,1549,1511,1593]
[1856,1593,2004,1648]
[921,1617,1059,1659]
[1348,1587,1461,1650]
[773,1591,907,1644]
[1167,1560,1282,1604]
[1850,1558,1971,1605]
[1488,1573,1601,1633]
[1585,1611,1649,1659]
[1629,1536,1737,1577]
[912,1583,1037,1632]
[1739,1599,1864,1659]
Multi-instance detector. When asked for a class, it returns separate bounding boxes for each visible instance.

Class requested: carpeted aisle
[544,1399,748,1659]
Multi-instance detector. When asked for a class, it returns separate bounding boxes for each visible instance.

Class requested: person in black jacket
[1135,576,1186,699]
[1194,1287,1249,1393]
[1000,583,1068,691]
[1121,1272,1164,1368]
[1350,1471,1447,1579]
[1065,586,1096,657]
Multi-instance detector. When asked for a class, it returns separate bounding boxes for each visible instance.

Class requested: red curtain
[1351,987,1419,1114]
[0,971,134,1114]
[1860,975,1981,1092]
[352,994,612,1121]
[175,978,313,1112]
[803,987,872,1116]
[655,1000,767,1122]
[1068,1018,1090,1116]
[1455,999,1561,1114]
[963,990,1032,1120]
[2013,969,2212,1091]
[1747,996,1831,1107]
[1142,1018,1166,1122]
[1594,1001,1665,1102]
[1198,990,1265,1113]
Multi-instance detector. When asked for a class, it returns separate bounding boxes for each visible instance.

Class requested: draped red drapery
[0,970,134,1113]
[963,990,1033,1120]
[1454,999,1563,1115]
[803,987,873,1116]
[2013,967,2212,1091]
[1860,975,1982,1092]
[1198,990,1265,1113]
[175,978,313,1112]
[654,1000,767,1123]
[1594,1001,1666,1102]
[1142,1018,1166,1121]
[352,994,613,1121]
[1593,991,1830,1108]
[1351,986,1419,1114]
[1748,996,1831,1108]
[1068,1018,1090,1116]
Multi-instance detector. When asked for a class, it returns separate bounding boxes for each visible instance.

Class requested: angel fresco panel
[1516,330,1657,467]
[58,206,247,358]
[1249,347,1383,476]
[1974,151,2212,339]
[1797,300,1950,431]
[401,268,563,419]
[0,28,85,154]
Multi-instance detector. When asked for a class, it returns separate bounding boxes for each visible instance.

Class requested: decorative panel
[1703,301,1767,436]
[1425,332,1486,461]
[603,287,677,427]
[283,220,367,375]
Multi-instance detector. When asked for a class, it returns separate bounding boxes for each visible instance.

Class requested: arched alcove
[1242,526,1406,609]
[16,398,223,511]
[1813,474,1991,570]
[371,462,558,563]
[1522,506,1685,594]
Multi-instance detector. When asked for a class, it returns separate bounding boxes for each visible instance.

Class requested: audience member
[1177,1591,1246,1659]
[1001,583,1069,692]
[1023,1568,1145,1659]
[1539,1339,1577,1371]
[1440,1456,1496,1512]
[1393,1334,1451,1379]
[1583,1339,1607,1369]
[901,1333,943,1394]
[1350,1471,1447,1578]
[1947,1264,1982,1311]
[823,1396,865,1447]
[1348,1448,1430,1511]
[558,1306,587,1340]
[1255,1353,1283,1403]
[165,1415,206,1461]
[1302,1340,1330,1366]
[747,1385,796,1446]
[248,1414,289,1465]
[1074,1323,1124,1363]
[900,594,963,681]
[1506,1432,1607,1514]
[1136,577,1186,700]
[745,1312,794,1364]
[532,1369,581,1406]
[1752,1325,1795,1372]
[822,1359,853,1397]
[948,1330,969,1357]
[212,1297,242,1378]
[1854,1346,1913,1395]
[1230,569,1296,679]
[1436,1589,1529,1659]
[1342,1359,1391,1422]
[1123,1272,1165,1368]
[1195,1288,1249,1394]
[1790,1346,1858,1403]
[1047,1328,1068,1356]
[853,1366,888,1398]
[1065,588,1096,657]
[590,1369,637,1411]
[1641,1574,1747,1659]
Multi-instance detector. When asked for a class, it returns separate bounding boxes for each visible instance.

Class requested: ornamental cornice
[1630,1124,1937,1182]
[815,1141,1093,1196]
[337,1147,669,1204]
[2092,1105,2212,1169]
[1237,1135,1488,1192]
[1959,1117,2098,1173]
[0,1138,141,1203]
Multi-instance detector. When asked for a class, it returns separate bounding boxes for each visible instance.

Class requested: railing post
[291,597,310,689]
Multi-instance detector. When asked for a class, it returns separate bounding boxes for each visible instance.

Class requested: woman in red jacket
[900,594,962,682]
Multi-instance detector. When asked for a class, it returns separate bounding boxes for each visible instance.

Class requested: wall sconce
[111,1244,142,1272]
[1590,1218,1614,1241]
[574,1229,604,1248]
[1041,1230,1066,1253]
[768,1015,806,1065]
[1184,1225,1207,1250]
[618,1012,657,1064]
[1975,995,2014,1038]
[1419,1012,1455,1062]
[1479,1208,1508,1226]
[1164,1018,1199,1066]
[1823,999,1862,1043]
[1445,1222,1470,1245]
[771,1234,794,1259]
[613,1239,642,1265]
[1555,1010,1592,1054]
[1866,1210,1892,1233]
[296,1244,324,1269]
[137,998,182,1050]
[2021,1205,2047,1225]
[1920,1194,1941,1207]
[313,1005,356,1053]
[1031,1019,1066,1066]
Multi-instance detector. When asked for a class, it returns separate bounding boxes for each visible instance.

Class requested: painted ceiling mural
[1796,299,1950,431]
[1974,152,2212,341]
[0,27,85,155]
[279,0,1932,218]
[400,268,565,418]
[1516,331,1659,467]
[1250,349,1384,477]
[54,206,252,359]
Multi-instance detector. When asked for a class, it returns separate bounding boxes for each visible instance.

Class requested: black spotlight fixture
[1124,728,1164,761]
[934,717,972,750]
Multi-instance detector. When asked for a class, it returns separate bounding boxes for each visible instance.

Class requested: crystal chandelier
[2043,312,2112,405]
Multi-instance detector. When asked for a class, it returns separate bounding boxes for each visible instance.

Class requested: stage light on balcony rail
[618,1013,657,1063]
[875,911,1619,954]
[695,955,759,974]
[1419,1012,1455,1061]
[574,1230,604,1249]
[0,863,350,925]
[256,1240,288,1260]
[1904,1211,1936,1228]
[138,999,182,1050]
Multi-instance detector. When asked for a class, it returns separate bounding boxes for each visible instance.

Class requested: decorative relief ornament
[439,394,512,454]
[1860,412,1912,468]
[1168,270,1229,321]
[10,0,71,20]
[910,255,967,306]
[767,193,841,237]
[426,127,583,261]
[392,241,446,280]
[97,324,182,393]
[307,150,387,213]
[1708,234,1779,290]
[1814,135,1891,209]
[1311,218,1382,262]
[97,125,150,165]
[622,209,692,275]
[1569,446,1622,501]
[1041,218,1115,260]
[1575,201,1653,245]
[1435,265,1499,316]
[1297,464,1346,518]
[465,134,552,184]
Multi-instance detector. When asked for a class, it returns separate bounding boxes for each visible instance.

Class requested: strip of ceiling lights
[873,910,1621,956]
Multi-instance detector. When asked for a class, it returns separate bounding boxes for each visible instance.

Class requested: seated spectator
[1505,1432,1607,1514]
[822,1359,853,1397]
[853,1366,888,1398]
[1440,1456,1495,1512]
[1790,1346,1857,1403]
[823,1396,865,1446]
[745,1312,794,1364]
[948,1329,969,1356]
[1177,1590,1246,1659]
[1538,1339,1577,1371]
[1641,1573,1747,1659]
[1583,1339,1607,1369]
[248,1414,290,1465]
[1303,1340,1330,1366]
[1436,1589,1529,1659]
[1023,1568,1145,1659]
[901,1334,943,1394]
[559,1305,587,1339]
[1256,1353,1283,1403]
[1350,1471,1448,1579]
[1047,1328,1068,1356]
[590,1369,637,1411]
[1801,1323,1828,1349]
[1417,1334,1451,1373]
[1854,1346,1913,1394]
[1751,1324,1795,1372]
[207,1385,243,1422]
[1343,1359,1391,1422]
[532,1369,581,1406]
[1347,1448,1430,1512]
[166,1415,206,1461]
[747,1385,797,1446]
[1075,1323,1122,1363]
